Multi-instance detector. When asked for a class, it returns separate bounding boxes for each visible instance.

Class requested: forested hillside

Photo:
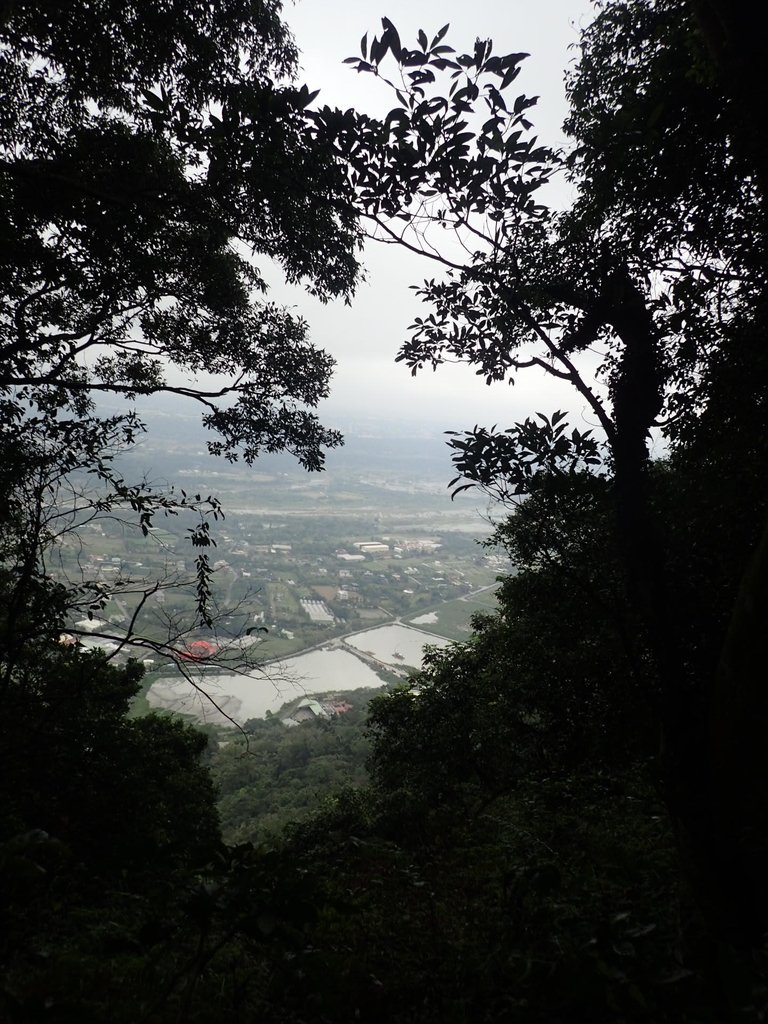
[2,0,768,1020]
[213,688,375,843]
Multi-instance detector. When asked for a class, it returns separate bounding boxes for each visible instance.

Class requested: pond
[344,623,451,668]
[147,646,387,726]
[409,611,439,625]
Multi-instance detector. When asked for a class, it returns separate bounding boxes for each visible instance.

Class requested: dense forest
[2,0,768,1020]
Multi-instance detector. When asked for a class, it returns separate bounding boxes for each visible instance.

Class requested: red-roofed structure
[179,639,218,662]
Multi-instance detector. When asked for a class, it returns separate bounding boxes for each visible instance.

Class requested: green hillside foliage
[213,689,376,843]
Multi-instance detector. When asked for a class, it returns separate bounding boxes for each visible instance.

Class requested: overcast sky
[271,1,597,432]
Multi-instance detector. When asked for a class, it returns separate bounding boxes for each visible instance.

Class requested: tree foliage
[311,0,768,967]
[0,0,372,683]
[0,4,362,1016]
[1,0,362,468]
[214,690,375,844]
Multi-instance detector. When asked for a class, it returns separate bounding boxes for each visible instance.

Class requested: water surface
[148,647,386,726]
[345,623,451,668]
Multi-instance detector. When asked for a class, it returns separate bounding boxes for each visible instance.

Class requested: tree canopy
[1,0,362,468]
[0,0,372,665]
[311,0,768,960]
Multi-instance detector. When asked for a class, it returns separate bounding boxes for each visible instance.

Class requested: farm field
[405,589,500,641]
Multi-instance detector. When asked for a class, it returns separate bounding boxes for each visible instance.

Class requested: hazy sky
[271,1,597,431]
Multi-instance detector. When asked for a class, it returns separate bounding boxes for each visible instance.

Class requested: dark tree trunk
[606,265,768,966]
